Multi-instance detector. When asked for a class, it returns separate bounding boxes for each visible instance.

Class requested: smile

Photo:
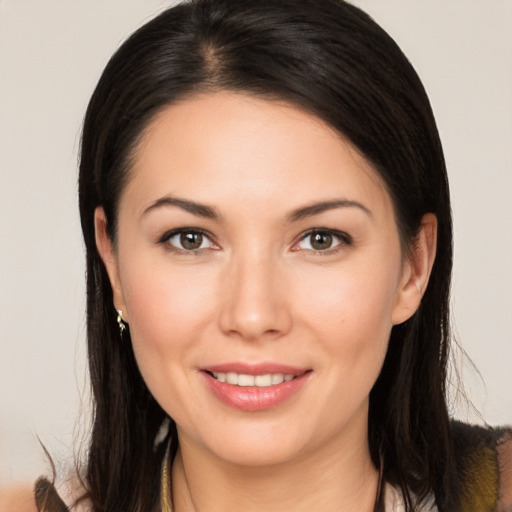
[208,372,297,387]
[202,366,312,411]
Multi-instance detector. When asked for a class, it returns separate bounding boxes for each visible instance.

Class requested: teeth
[271,373,284,384]
[226,372,238,385]
[238,374,255,386]
[211,372,297,387]
[254,374,272,387]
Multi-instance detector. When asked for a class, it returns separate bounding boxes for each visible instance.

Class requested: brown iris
[180,232,204,250]
[310,231,333,250]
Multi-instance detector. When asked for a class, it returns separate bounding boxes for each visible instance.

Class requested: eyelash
[158,228,218,255]
[293,229,353,255]
[158,228,352,255]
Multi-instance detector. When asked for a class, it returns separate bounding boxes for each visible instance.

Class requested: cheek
[295,257,400,421]
[295,252,401,392]
[119,254,218,369]
[118,256,223,424]
[297,256,401,340]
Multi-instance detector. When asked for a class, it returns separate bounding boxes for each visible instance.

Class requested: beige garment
[383,485,438,512]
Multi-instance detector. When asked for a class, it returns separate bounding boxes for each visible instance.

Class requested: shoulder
[0,483,37,512]
[451,420,512,512]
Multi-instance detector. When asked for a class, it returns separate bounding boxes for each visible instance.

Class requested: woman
[6,0,511,510]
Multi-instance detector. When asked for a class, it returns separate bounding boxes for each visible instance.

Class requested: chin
[212,438,304,467]
[178,417,313,467]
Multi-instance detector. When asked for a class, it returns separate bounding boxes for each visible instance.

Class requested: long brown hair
[78,1,456,510]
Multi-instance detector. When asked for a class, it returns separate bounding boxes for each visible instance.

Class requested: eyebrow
[141,196,371,222]
[142,196,220,220]
[287,200,373,222]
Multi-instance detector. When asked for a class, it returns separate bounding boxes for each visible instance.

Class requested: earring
[116,309,126,336]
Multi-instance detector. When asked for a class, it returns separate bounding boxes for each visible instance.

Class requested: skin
[0,484,37,512]
[95,91,437,512]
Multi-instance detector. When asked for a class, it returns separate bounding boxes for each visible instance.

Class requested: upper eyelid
[158,228,220,253]
[158,227,350,250]
[291,228,352,253]
[159,227,214,242]
[297,228,351,242]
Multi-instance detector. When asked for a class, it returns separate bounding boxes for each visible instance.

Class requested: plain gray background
[1,0,511,484]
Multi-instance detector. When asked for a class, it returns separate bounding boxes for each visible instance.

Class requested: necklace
[161,442,173,512]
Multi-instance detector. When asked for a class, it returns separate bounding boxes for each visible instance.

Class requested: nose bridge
[219,244,291,341]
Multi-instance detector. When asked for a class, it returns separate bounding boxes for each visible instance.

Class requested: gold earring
[116,309,126,336]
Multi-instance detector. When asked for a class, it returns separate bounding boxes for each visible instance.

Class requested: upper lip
[202,362,310,376]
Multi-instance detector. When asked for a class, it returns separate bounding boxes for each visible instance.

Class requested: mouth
[201,366,312,411]
[205,371,300,387]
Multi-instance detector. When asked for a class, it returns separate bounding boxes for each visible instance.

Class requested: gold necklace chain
[160,442,173,512]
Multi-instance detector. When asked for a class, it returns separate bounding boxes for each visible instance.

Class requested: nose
[218,250,293,342]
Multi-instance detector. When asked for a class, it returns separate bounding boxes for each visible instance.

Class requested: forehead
[122,91,392,220]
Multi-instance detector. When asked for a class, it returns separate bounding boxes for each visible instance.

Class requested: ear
[392,213,437,325]
[94,207,129,322]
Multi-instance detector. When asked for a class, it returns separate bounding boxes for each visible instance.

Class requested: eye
[295,229,351,252]
[161,229,216,252]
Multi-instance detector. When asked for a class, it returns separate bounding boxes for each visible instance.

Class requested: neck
[171,421,379,512]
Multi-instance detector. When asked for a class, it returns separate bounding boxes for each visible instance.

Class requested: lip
[200,363,312,412]
[203,362,309,375]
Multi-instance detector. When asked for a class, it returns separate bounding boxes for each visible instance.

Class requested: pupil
[312,232,332,250]
[181,232,202,250]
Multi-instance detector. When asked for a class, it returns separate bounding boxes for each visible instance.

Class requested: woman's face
[97,92,428,467]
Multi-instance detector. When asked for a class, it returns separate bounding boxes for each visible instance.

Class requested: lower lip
[202,372,311,412]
